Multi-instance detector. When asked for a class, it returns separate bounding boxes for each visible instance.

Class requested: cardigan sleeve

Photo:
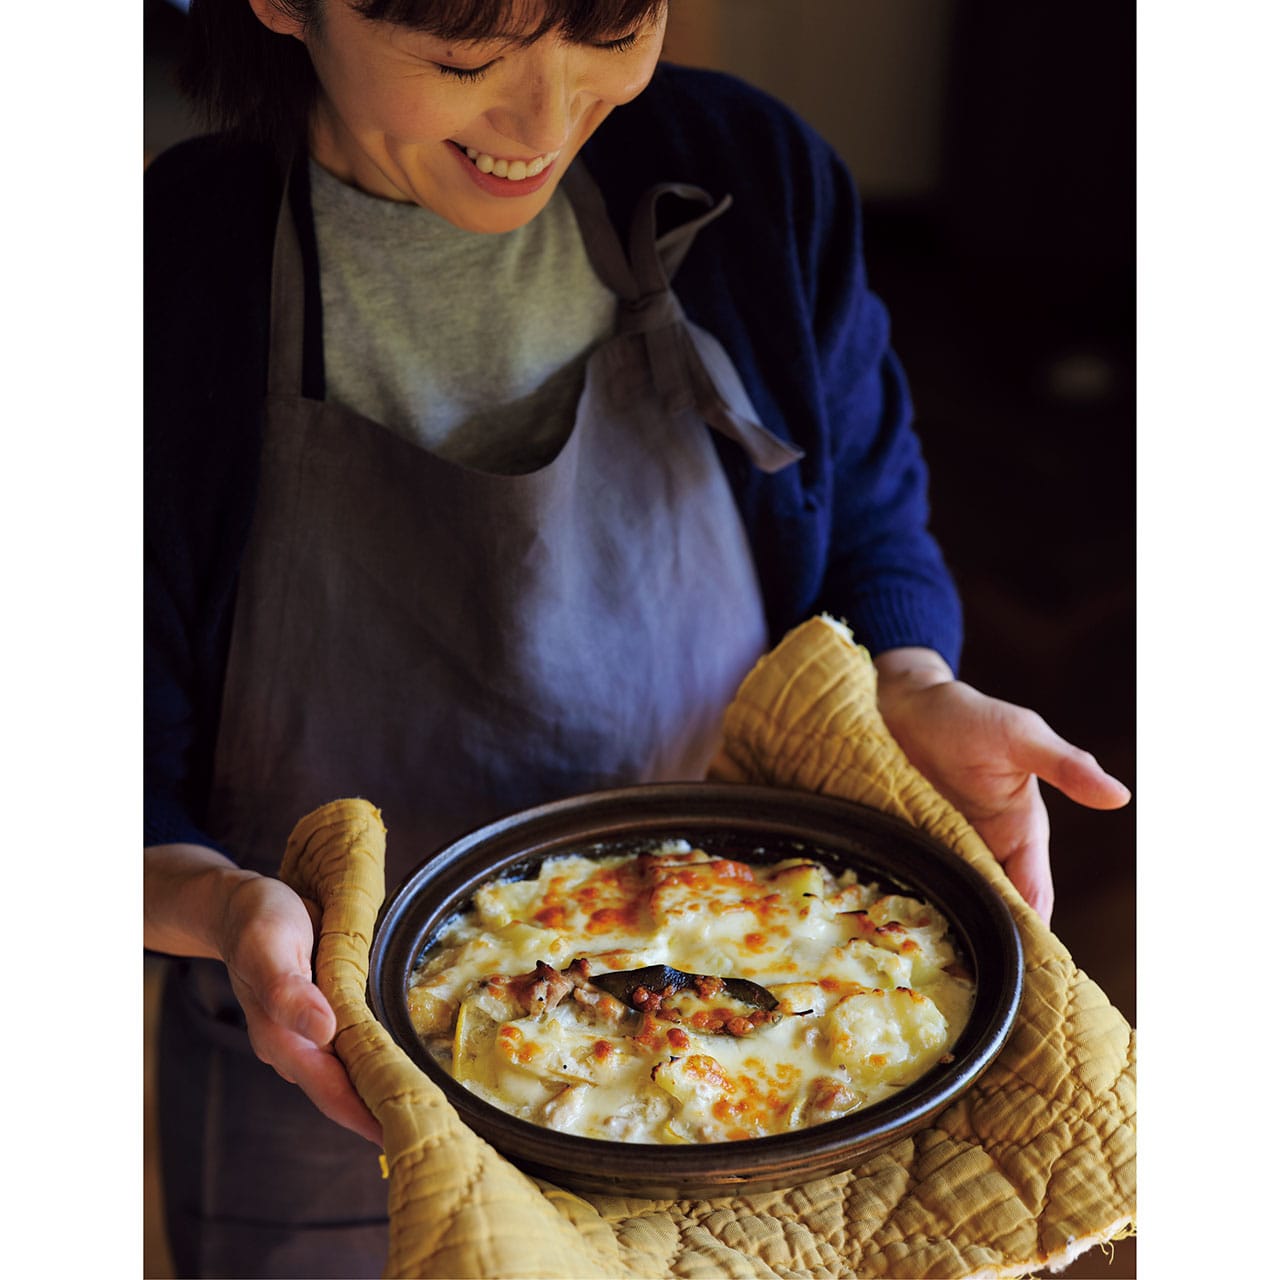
[609,66,963,669]
[806,171,963,669]
[144,137,278,854]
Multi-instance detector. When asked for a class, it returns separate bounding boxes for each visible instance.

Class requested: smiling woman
[182,3,668,201]
[229,0,668,227]
[147,2,1129,1276]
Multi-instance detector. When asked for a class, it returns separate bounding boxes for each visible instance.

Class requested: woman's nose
[489,53,575,153]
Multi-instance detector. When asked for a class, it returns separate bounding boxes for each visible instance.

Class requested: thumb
[1007,711,1131,810]
[261,972,336,1047]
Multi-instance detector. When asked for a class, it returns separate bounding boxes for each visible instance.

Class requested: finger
[1000,835,1055,925]
[244,1008,383,1145]
[970,777,1055,925]
[263,971,337,1046]
[228,887,337,1046]
[1005,711,1131,811]
[301,892,324,938]
[286,1040,383,1146]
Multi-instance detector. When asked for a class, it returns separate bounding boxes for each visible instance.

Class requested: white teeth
[460,145,560,181]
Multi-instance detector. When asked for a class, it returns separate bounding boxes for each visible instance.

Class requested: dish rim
[367,782,1024,1194]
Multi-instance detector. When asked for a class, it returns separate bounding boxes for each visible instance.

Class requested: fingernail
[292,1005,329,1044]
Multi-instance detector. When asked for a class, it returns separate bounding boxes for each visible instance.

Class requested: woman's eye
[596,32,640,53]
[434,61,495,82]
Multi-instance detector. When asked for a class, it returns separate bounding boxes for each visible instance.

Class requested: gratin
[407,843,975,1143]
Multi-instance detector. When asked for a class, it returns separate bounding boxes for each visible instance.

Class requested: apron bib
[161,161,801,1278]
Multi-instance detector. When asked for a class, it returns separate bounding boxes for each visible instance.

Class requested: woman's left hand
[874,648,1131,924]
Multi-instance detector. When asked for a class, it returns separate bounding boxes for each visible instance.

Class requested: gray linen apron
[159,161,801,1279]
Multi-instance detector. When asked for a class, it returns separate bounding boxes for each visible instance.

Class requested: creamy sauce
[407,844,975,1143]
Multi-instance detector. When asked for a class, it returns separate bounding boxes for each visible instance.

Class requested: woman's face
[272,1,667,232]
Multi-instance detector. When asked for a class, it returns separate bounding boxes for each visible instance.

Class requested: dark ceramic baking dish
[368,782,1023,1199]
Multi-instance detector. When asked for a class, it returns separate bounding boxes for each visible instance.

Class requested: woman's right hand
[218,872,383,1143]
[145,843,382,1145]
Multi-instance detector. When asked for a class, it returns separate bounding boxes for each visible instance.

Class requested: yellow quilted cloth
[280,615,1136,1279]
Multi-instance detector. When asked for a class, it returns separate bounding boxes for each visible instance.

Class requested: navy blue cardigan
[144,64,962,852]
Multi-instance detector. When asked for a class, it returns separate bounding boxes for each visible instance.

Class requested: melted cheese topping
[407,845,975,1143]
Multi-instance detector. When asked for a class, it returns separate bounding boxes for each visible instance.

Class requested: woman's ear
[246,0,307,39]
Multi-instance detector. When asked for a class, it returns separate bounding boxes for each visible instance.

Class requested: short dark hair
[179,0,669,161]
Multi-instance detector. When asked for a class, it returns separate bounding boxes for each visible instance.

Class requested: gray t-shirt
[310,161,617,474]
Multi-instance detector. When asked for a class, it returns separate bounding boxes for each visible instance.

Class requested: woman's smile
[448,139,564,197]
[290,0,667,232]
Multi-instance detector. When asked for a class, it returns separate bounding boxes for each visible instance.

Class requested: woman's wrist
[872,648,957,761]
[873,646,955,692]
[144,842,261,961]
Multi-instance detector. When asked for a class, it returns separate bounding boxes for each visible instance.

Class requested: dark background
[144,3,1136,1276]
[868,2,1137,1029]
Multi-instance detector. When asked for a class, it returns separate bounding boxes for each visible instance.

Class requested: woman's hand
[144,844,383,1145]
[217,873,383,1143]
[873,648,1131,923]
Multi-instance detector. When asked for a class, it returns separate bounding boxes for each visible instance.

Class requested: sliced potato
[651,1053,732,1113]
[822,938,913,991]
[406,982,456,1037]
[766,860,831,902]
[452,995,501,1088]
[472,877,545,928]
[540,1083,591,1131]
[768,981,826,1016]
[825,988,948,1079]
[493,920,572,966]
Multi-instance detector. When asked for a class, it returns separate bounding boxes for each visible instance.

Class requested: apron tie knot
[619,184,805,475]
[618,289,685,335]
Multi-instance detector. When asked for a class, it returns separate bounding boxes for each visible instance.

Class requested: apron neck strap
[564,167,803,477]
[562,166,733,304]
[266,155,802,477]
[561,162,639,299]
[634,184,733,295]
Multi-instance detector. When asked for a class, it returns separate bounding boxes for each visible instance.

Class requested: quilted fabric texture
[280,615,1135,1279]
